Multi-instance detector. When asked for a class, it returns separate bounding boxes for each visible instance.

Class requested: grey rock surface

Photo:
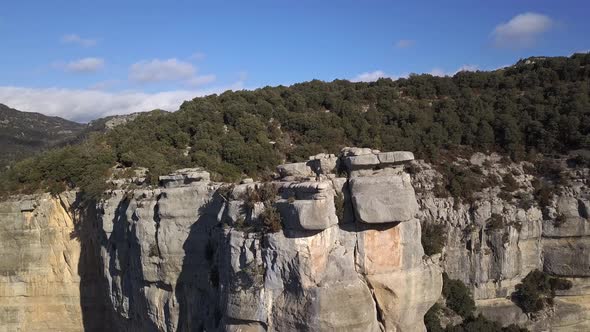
[350,170,418,224]
[4,149,590,331]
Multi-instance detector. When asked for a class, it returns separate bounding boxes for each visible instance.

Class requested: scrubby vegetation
[426,276,528,331]
[238,183,282,233]
[445,315,528,332]
[442,273,476,319]
[1,54,590,198]
[485,213,506,232]
[0,103,86,169]
[502,174,520,192]
[435,164,486,202]
[422,222,447,255]
[424,303,445,332]
[512,269,572,313]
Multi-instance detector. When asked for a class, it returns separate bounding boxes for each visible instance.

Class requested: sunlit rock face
[90,148,440,331]
[3,148,590,331]
[413,154,590,331]
[0,193,103,332]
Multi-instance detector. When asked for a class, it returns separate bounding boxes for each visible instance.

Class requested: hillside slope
[0,53,589,198]
[0,104,86,168]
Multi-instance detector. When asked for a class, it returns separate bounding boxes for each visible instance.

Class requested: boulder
[307,154,339,175]
[349,172,418,223]
[276,162,315,178]
[276,181,338,231]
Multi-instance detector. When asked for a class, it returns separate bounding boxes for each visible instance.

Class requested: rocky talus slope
[1,149,589,331]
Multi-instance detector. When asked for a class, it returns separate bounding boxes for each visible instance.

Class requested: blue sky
[0,0,588,122]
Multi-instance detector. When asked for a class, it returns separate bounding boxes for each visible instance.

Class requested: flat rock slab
[377,151,414,164]
[343,154,380,170]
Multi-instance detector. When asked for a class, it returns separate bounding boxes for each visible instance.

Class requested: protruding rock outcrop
[275,181,339,231]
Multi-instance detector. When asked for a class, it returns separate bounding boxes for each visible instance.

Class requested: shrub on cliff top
[239,183,282,233]
[260,204,282,233]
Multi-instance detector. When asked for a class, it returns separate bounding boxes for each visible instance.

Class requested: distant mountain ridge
[0,103,86,168]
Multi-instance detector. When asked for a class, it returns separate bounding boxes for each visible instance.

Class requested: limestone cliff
[413,152,590,330]
[0,193,83,331]
[96,148,441,331]
[1,148,588,331]
[0,148,441,331]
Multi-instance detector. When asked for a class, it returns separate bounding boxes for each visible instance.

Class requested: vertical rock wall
[0,193,84,331]
[95,149,441,331]
[413,154,590,330]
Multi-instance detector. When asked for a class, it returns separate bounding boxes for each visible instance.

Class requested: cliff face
[0,193,83,331]
[97,148,441,331]
[1,149,588,331]
[413,153,590,330]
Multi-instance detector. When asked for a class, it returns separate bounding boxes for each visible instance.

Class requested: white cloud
[129,58,196,83]
[429,68,447,77]
[429,64,478,77]
[492,12,553,48]
[0,81,247,123]
[351,70,392,82]
[395,39,415,48]
[61,34,97,47]
[187,74,217,86]
[456,64,478,73]
[62,57,105,73]
[89,80,121,90]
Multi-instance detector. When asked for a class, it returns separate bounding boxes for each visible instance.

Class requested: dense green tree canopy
[1,53,589,198]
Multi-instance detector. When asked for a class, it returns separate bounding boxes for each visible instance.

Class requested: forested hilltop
[1,53,589,199]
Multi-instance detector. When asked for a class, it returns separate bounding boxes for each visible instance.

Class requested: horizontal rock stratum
[1,148,589,331]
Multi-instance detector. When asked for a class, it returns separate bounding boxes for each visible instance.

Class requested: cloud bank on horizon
[0,83,244,123]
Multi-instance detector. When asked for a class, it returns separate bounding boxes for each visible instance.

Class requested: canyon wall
[0,148,442,331]
[1,149,588,331]
[96,149,441,331]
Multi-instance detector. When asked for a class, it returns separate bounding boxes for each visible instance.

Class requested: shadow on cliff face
[76,195,161,331]
[71,194,115,332]
[176,194,225,332]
